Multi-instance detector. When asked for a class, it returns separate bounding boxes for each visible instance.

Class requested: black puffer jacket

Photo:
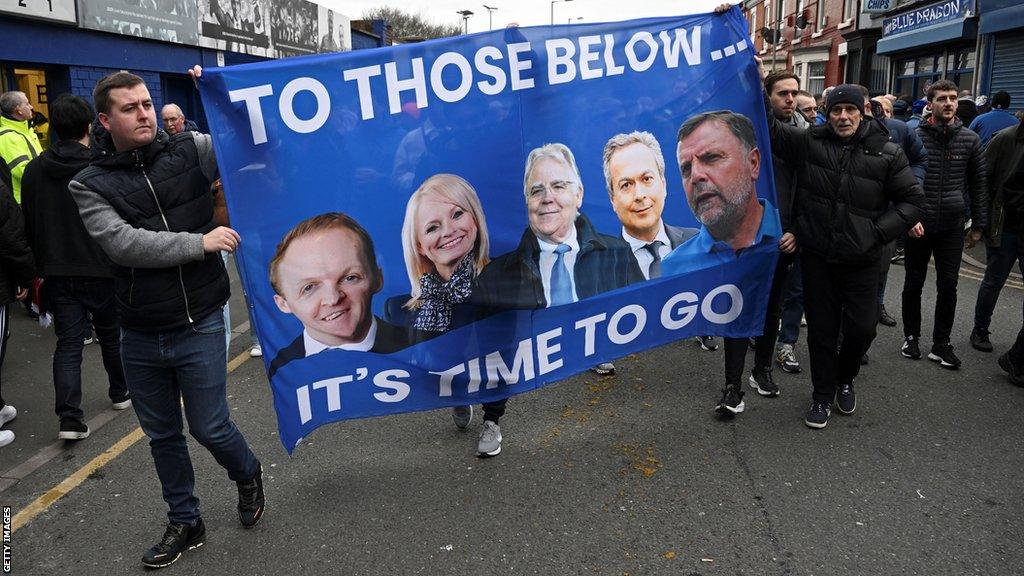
[0,180,36,306]
[916,117,988,233]
[768,112,924,264]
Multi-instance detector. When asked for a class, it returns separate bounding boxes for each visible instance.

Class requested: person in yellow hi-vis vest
[0,91,43,203]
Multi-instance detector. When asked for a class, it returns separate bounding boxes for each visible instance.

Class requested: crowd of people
[0,6,1022,569]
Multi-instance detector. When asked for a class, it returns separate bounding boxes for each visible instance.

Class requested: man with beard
[661,111,780,276]
[660,111,786,416]
[902,80,987,367]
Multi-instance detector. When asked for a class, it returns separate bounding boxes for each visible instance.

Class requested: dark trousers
[122,310,259,524]
[482,399,506,423]
[47,277,127,423]
[801,251,880,403]
[902,227,964,344]
[974,232,1024,332]
[0,304,8,408]
[877,241,896,304]
[777,258,803,345]
[724,252,794,386]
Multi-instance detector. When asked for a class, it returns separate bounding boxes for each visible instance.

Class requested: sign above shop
[863,0,895,14]
[1,0,77,24]
[883,0,976,36]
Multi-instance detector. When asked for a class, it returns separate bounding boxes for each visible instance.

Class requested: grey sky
[311,0,725,32]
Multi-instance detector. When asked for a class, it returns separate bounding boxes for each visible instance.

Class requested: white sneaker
[477,421,502,457]
[0,404,16,427]
[0,430,13,448]
[249,344,263,358]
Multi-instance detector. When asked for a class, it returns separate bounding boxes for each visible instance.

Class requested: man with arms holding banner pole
[760,67,924,429]
[69,70,265,569]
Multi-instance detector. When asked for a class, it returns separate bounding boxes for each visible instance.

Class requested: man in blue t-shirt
[969,91,1017,147]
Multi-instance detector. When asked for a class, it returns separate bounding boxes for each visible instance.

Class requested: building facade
[744,0,862,97]
[0,0,356,143]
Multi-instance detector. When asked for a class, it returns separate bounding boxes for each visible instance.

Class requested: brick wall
[68,66,164,110]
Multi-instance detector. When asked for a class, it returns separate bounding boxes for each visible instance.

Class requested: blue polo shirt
[661,200,781,277]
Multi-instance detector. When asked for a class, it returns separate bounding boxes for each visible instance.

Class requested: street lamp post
[550,0,572,25]
[456,9,474,34]
[482,4,497,30]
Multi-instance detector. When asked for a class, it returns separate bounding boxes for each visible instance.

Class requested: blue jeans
[47,277,126,423]
[121,310,259,525]
[777,257,803,346]
[973,232,1024,332]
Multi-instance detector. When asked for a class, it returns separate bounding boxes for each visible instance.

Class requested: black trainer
[970,327,993,352]
[695,335,718,351]
[901,335,921,359]
[714,387,745,416]
[836,382,856,415]
[997,352,1024,386]
[58,419,90,441]
[804,401,831,429]
[928,343,962,370]
[141,518,205,569]
[748,367,780,397]
[878,305,897,327]
[237,463,265,528]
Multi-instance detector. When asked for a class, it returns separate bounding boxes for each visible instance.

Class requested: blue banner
[197,6,779,452]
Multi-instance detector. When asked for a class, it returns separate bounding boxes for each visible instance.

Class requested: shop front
[876,0,978,101]
[977,0,1024,111]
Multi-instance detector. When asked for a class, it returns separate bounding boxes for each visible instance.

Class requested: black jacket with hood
[21,139,115,278]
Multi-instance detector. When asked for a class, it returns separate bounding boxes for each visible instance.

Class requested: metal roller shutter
[990,32,1024,112]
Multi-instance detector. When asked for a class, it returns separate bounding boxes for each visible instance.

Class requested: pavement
[2,255,1023,576]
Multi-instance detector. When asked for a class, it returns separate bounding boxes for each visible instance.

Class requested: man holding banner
[69,71,265,568]
[764,78,924,429]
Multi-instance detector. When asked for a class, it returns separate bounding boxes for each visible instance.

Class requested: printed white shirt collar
[621,223,671,253]
[303,317,378,356]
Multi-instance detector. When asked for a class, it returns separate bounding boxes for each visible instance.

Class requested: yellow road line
[11,349,253,533]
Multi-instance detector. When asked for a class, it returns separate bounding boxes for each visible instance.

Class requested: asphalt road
[1,253,1022,576]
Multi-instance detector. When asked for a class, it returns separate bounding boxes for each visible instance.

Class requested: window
[894,55,942,101]
[843,0,856,22]
[819,0,828,28]
[794,0,804,38]
[946,47,975,93]
[869,53,890,95]
[807,61,826,96]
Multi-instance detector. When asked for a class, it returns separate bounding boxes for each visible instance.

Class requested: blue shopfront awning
[979,2,1024,34]
[876,17,977,54]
